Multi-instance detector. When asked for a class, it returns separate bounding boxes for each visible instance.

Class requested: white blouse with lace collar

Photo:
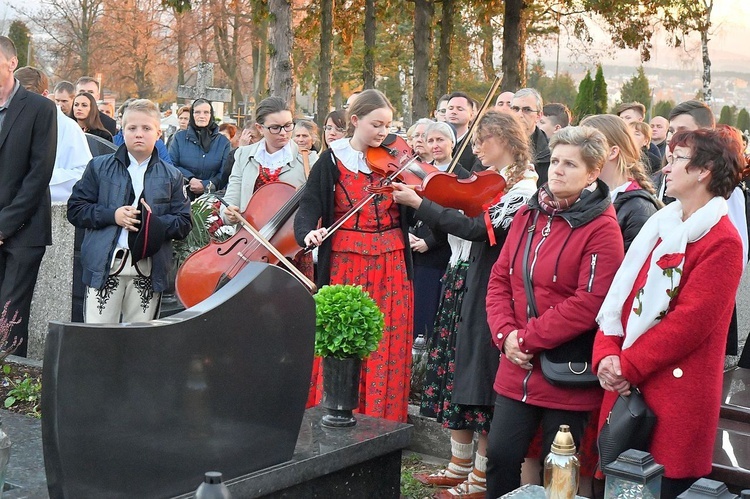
[330,138,372,174]
[254,140,294,172]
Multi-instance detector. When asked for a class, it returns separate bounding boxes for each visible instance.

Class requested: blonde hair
[629,121,652,143]
[580,115,655,194]
[346,89,394,136]
[474,111,532,190]
[122,99,161,126]
[549,126,608,173]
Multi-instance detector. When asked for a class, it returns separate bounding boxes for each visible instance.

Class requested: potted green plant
[314,284,384,428]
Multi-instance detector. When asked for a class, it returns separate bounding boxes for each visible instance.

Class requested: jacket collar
[528,178,612,228]
[114,143,161,169]
[0,82,27,152]
[185,125,218,143]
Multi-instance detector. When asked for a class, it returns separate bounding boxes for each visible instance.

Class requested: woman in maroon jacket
[593,127,744,499]
[485,126,624,496]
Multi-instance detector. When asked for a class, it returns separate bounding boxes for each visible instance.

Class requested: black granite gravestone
[42,263,315,498]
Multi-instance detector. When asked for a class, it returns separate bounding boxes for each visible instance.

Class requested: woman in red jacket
[594,127,745,499]
[485,126,624,496]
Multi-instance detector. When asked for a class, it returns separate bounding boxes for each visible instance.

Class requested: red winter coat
[593,215,742,479]
[487,181,624,411]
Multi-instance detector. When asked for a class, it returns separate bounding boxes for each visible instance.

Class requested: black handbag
[521,211,599,388]
[598,388,656,468]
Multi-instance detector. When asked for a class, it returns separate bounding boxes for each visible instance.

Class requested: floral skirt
[419,262,493,435]
[308,248,412,423]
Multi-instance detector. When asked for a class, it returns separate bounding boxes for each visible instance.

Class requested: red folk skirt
[306,165,413,422]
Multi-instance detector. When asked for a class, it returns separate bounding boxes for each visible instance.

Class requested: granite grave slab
[42,263,315,498]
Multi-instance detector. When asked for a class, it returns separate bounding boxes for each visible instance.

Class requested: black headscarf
[189,98,218,153]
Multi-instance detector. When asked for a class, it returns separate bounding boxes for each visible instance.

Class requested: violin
[303,75,507,251]
[176,182,315,308]
[365,135,440,185]
[366,135,507,217]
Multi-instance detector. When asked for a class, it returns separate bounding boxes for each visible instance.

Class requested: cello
[175,182,314,308]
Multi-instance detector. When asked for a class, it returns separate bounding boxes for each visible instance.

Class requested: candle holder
[603,449,664,499]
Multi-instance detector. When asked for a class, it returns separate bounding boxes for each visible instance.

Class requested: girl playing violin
[391,111,537,498]
[294,89,413,423]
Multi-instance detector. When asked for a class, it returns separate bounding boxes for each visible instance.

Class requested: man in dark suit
[0,37,57,356]
[512,88,550,186]
[75,76,118,137]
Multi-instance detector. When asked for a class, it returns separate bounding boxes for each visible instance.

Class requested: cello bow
[219,197,317,293]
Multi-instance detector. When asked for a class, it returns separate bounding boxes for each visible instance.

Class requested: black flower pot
[320,356,361,428]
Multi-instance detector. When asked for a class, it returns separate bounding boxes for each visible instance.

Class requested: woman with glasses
[222,96,310,228]
[168,98,231,200]
[322,110,346,150]
[594,127,745,498]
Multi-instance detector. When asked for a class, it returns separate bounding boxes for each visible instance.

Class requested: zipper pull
[541,216,553,237]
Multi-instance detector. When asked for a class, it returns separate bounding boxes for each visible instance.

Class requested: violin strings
[223,185,309,277]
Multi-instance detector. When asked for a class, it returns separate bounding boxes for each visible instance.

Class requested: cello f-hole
[216,237,249,256]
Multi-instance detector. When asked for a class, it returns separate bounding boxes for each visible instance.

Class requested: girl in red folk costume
[294,89,413,423]
[593,128,745,499]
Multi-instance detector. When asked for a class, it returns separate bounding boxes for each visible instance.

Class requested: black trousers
[0,245,46,357]
[485,393,589,498]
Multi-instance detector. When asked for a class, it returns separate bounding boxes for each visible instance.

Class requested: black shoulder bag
[521,211,599,388]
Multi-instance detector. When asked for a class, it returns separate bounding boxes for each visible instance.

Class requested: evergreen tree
[718,105,737,127]
[737,108,750,134]
[592,64,608,114]
[620,66,652,113]
[7,21,32,68]
[545,73,578,110]
[573,70,595,124]
[527,59,547,90]
[653,100,675,119]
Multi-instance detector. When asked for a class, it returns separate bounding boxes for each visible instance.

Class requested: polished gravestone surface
[721,367,750,423]
[0,404,412,499]
[713,367,750,489]
[2,411,47,498]
[42,263,315,498]
[174,405,412,498]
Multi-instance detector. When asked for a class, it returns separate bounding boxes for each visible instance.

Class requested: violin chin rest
[381,133,399,146]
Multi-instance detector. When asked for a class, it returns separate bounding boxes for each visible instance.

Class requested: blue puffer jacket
[67,145,192,292]
[168,126,231,191]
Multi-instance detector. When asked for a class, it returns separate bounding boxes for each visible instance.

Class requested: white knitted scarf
[596,196,727,350]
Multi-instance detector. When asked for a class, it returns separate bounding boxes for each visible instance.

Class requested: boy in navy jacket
[68,99,191,323]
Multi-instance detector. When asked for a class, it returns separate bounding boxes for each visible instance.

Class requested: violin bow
[218,197,317,293]
[301,153,424,253]
[447,74,503,174]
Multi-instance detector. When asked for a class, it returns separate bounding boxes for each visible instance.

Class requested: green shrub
[314,285,384,359]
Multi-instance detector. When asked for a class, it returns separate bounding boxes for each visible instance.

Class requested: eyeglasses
[673,155,692,163]
[511,106,539,114]
[261,122,294,134]
[436,109,447,114]
[324,125,346,133]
